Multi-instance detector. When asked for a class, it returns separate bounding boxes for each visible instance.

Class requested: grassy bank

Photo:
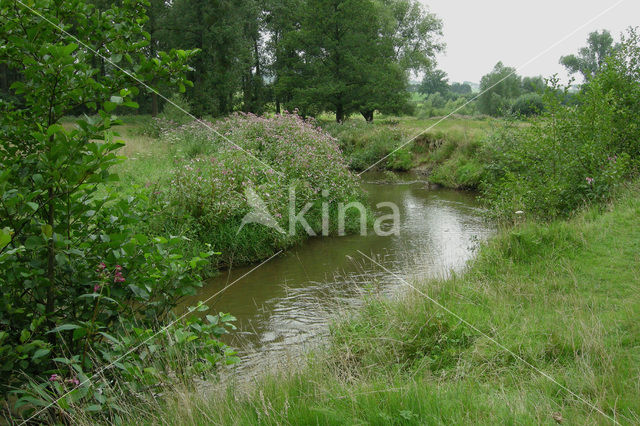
[130,181,640,425]
[322,115,497,189]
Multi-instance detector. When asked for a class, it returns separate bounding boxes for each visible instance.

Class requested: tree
[0,1,233,416]
[160,0,261,116]
[275,0,442,122]
[512,93,544,116]
[419,68,449,96]
[478,62,521,116]
[521,75,546,94]
[283,0,390,122]
[263,0,305,114]
[450,82,472,95]
[560,30,618,81]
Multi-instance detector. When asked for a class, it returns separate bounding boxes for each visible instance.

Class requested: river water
[182,172,494,374]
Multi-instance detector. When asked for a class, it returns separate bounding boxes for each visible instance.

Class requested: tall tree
[478,62,521,116]
[419,68,449,95]
[560,30,618,82]
[285,0,384,122]
[162,0,259,116]
[263,0,305,114]
[277,0,442,122]
[360,0,443,121]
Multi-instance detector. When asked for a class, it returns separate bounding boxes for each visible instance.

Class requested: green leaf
[103,101,117,113]
[26,202,38,211]
[41,224,53,238]
[47,324,81,334]
[0,227,12,250]
[63,43,78,55]
[32,348,50,360]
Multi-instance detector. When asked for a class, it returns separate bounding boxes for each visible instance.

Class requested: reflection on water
[181,172,494,374]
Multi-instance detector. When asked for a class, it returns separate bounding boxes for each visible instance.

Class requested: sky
[420,0,640,84]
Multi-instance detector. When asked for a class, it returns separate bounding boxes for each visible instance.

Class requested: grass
[123,181,640,425]
[322,114,497,189]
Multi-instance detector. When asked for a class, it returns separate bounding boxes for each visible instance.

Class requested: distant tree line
[415,29,621,118]
[4,0,446,123]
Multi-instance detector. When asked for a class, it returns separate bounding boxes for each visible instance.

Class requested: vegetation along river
[181,172,495,375]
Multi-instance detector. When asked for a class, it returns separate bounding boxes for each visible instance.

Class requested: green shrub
[512,93,544,116]
[153,113,365,270]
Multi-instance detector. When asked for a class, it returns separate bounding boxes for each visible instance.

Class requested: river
[182,172,495,375]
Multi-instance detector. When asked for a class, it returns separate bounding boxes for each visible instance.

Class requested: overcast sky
[421,0,640,84]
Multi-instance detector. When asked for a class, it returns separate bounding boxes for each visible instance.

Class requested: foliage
[511,93,544,116]
[477,62,521,116]
[150,113,365,269]
[560,29,619,82]
[418,68,449,96]
[450,82,472,95]
[275,0,443,122]
[0,0,233,421]
[483,30,640,220]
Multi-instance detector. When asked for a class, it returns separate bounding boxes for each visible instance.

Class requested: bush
[483,34,640,221]
[0,2,230,421]
[152,113,365,269]
[512,93,544,116]
[324,122,411,171]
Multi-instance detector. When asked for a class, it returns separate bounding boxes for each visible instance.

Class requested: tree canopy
[560,30,619,82]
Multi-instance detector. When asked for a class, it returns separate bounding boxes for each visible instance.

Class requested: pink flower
[94,284,101,293]
[114,270,125,283]
[66,377,80,386]
[96,262,106,272]
[586,177,594,185]
[49,374,60,382]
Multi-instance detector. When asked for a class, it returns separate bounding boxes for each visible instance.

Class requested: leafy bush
[152,113,365,269]
[511,93,544,116]
[324,121,412,170]
[0,1,232,421]
[483,30,640,220]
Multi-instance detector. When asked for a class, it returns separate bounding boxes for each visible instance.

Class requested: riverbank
[128,180,640,425]
[322,115,497,190]
[96,114,494,278]
[98,113,367,276]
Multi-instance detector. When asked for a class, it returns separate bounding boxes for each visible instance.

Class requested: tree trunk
[151,92,159,117]
[361,110,374,123]
[276,98,281,114]
[336,103,344,123]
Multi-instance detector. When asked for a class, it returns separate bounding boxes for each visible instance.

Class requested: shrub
[512,93,544,116]
[0,2,230,421]
[483,43,639,221]
[153,113,365,269]
[324,122,411,171]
